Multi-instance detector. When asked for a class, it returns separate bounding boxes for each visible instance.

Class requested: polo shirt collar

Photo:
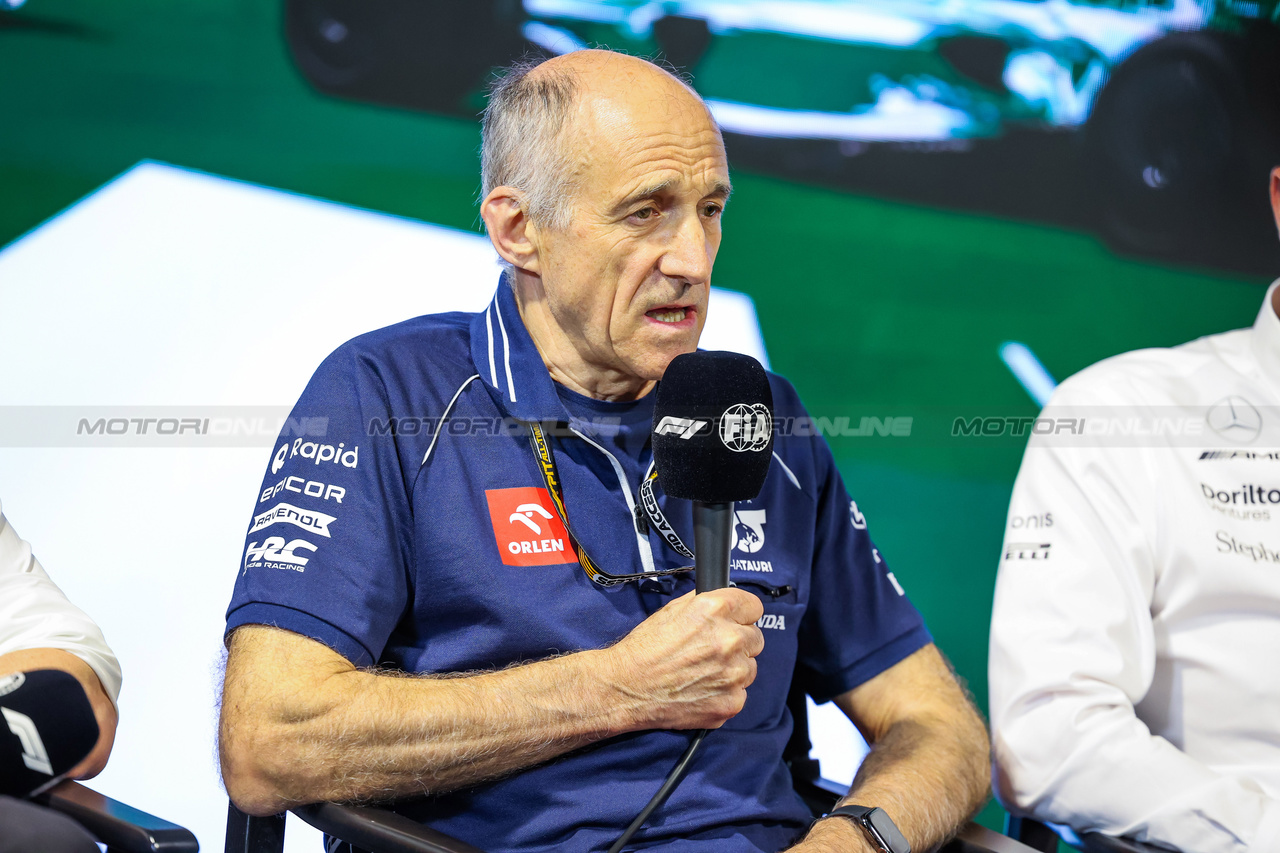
[470,274,570,423]
[1250,279,1280,387]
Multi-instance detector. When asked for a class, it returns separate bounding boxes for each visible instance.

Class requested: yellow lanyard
[527,422,693,587]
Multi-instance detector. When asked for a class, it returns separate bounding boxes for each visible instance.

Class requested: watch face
[865,808,911,853]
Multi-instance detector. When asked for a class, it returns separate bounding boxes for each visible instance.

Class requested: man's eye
[632,207,656,221]
[702,203,723,218]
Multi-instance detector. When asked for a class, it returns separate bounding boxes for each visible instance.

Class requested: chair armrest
[291,802,489,853]
[36,780,199,853]
[1079,832,1173,853]
[940,821,1049,853]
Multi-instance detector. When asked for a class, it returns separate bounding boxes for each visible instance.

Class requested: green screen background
[2,0,1272,838]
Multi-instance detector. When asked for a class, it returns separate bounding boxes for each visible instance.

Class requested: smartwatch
[827,804,911,853]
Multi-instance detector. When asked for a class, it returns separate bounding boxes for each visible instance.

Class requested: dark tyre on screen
[284,0,526,114]
[1086,29,1280,269]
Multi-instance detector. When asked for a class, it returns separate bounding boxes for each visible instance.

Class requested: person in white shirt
[0,498,121,851]
[990,166,1280,853]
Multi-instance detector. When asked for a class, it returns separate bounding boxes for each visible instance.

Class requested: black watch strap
[828,805,912,853]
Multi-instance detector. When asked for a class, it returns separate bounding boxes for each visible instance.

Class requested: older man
[220,50,988,853]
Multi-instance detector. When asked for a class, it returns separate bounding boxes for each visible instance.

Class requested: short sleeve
[0,503,123,706]
[225,345,414,667]
[795,440,931,703]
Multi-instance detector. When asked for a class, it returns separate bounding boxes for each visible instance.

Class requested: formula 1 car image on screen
[284,0,1280,270]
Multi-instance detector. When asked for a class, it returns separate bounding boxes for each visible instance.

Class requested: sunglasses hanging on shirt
[527,422,693,587]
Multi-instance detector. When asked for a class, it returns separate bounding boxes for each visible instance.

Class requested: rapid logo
[486,487,573,567]
[720,403,772,452]
[655,416,710,439]
[271,443,288,474]
[730,509,772,572]
[250,503,337,538]
[243,537,318,573]
[285,438,359,468]
[260,476,346,505]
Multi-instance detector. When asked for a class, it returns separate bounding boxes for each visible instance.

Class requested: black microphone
[0,669,99,797]
[652,351,774,593]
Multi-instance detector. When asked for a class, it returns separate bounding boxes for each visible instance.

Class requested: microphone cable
[606,728,708,853]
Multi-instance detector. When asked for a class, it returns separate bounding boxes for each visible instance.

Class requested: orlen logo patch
[485,487,573,567]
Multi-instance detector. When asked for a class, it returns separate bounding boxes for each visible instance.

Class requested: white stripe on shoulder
[772,451,802,490]
[485,306,498,388]
[421,374,481,467]
[495,298,517,403]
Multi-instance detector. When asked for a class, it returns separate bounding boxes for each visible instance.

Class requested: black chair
[32,779,200,853]
[224,682,1038,853]
[1005,813,1169,853]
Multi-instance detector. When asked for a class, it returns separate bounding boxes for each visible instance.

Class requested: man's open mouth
[646,307,689,323]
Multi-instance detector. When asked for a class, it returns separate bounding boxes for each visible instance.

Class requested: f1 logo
[655,416,710,439]
[486,487,573,567]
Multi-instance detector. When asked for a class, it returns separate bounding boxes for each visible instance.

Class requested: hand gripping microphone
[652,350,775,592]
[0,669,99,797]
[607,351,776,853]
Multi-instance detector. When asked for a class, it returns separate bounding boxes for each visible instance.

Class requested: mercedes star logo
[1206,395,1262,444]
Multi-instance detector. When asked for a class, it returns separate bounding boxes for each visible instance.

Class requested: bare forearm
[0,648,118,779]
[220,630,626,813]
[222,591,764,815]
[801,713,990,852]
[791,646,991,853]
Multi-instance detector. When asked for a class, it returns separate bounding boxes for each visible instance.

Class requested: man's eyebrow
[614,179,733,212]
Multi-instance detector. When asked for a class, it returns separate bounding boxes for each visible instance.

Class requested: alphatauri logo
[732,509,767,553]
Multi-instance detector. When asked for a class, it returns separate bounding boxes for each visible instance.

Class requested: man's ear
[481,187,541,274]
[1270,167,1280,240]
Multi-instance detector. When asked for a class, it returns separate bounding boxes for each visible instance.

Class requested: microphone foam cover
[653,351,774,503]
[0,669,99,797]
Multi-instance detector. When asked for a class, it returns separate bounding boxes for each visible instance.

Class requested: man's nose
[659,212,714,284]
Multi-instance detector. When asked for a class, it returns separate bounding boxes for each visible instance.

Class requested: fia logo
[720,404,772,452]
[732,509,767,553]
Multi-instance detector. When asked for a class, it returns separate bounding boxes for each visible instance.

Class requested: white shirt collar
[1251,279,1280,386]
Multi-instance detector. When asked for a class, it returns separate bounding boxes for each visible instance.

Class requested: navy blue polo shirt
[226,278,931,853]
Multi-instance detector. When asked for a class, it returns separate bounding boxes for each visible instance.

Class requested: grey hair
[480,56,580,233]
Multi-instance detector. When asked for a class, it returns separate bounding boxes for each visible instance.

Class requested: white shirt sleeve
[0,500,122,707]
[989,385,1280,853]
